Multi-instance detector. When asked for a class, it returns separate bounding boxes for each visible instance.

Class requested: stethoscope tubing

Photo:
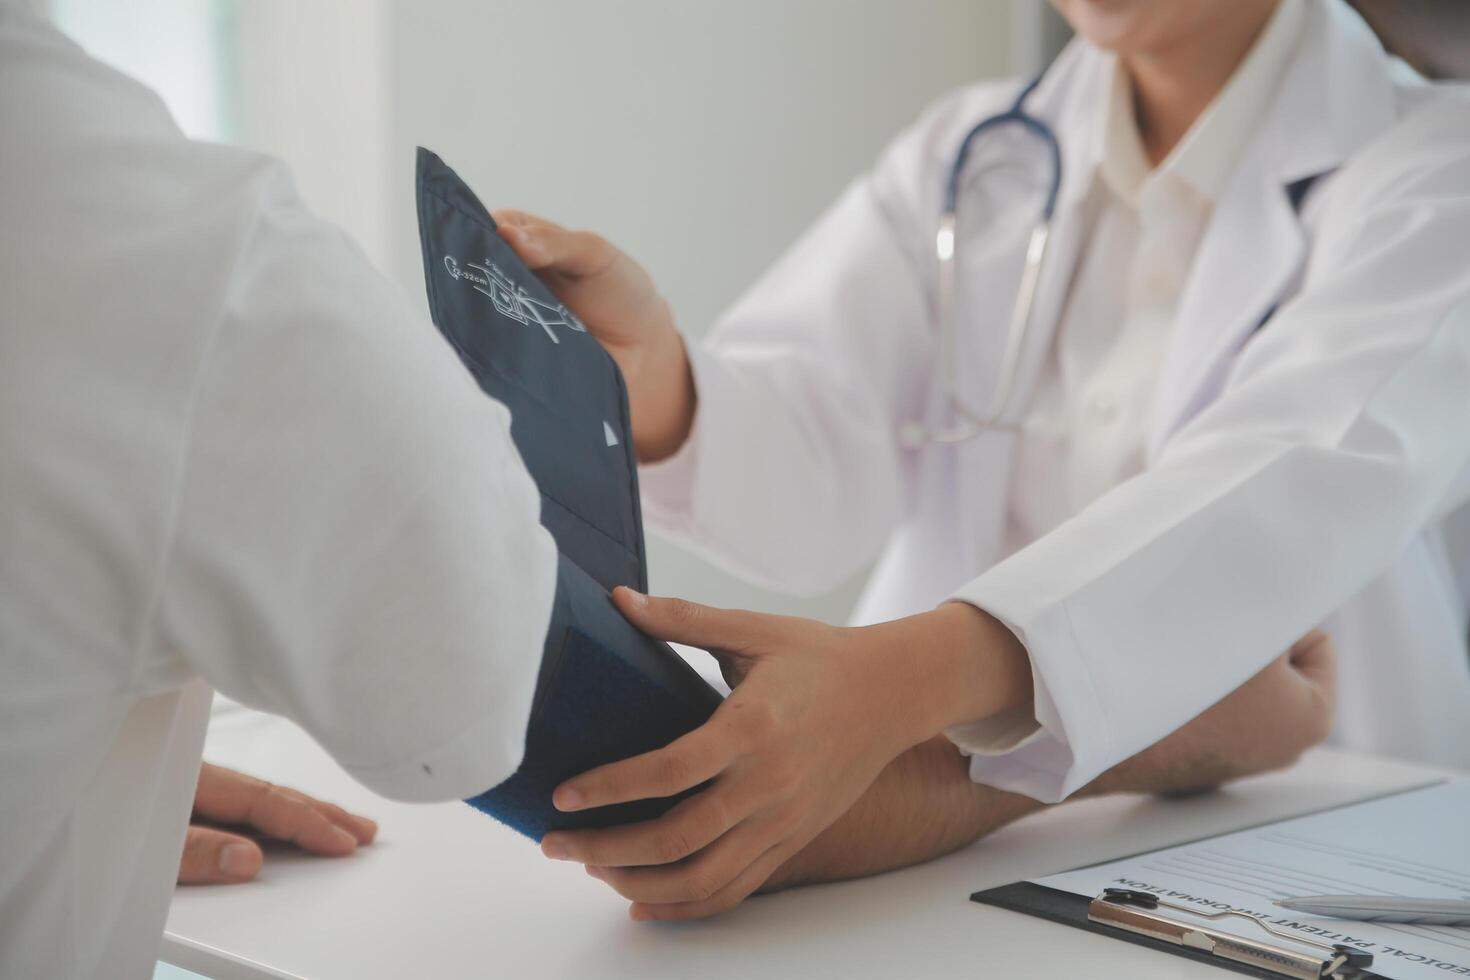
[904,73,1063,447]
[944,75,1062,220]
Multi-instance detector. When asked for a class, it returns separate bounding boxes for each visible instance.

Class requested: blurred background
[48,0,1068,625]
[44,0,1465,627]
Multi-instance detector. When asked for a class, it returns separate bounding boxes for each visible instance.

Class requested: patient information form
[1034,781,1470,980]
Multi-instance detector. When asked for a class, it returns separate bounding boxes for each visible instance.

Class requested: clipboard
[964,781,1470,980]
[968,781,1458,980]
[973,882,1382,980]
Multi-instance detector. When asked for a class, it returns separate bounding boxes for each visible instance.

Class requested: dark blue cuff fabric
[468,555,722,839]
[416,148,722,840]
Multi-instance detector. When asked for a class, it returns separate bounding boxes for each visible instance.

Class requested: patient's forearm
[771,677,1322,887]
[766,634,1334,892]
[766,736,1042,890]
[767,735,1241,891]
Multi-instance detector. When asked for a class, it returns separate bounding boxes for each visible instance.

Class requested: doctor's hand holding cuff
[542,589,1030,910]
[498,215,1338,920]
[537,590,1333,921]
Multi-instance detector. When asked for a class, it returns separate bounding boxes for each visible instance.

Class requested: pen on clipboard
[1276,895,1470,926]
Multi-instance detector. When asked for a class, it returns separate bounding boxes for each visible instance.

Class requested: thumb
[179,826,263,885]
[611,587,774,656]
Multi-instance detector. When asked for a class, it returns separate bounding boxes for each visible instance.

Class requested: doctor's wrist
[874,602,1033,745]
[630,325,696,462]
[911,602,1029,740]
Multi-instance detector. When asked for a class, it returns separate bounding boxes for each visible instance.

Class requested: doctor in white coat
[497,0,1470,920]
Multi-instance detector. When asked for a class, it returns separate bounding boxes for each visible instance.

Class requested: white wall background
[51,0,1039,626]
[381,0,1018,623]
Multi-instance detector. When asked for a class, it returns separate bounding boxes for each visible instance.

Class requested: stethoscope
[903,75,1063,446]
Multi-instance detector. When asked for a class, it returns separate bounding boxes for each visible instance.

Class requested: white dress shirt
[1007,0,1307,555]
[0,6,556,978]
[963,0,1311,752]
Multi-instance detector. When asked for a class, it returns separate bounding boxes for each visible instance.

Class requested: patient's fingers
[275,786,378,845]
[178,826,263,885]
[194,764,363,856]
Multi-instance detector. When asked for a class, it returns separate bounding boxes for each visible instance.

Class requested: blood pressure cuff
[416,148,722,840]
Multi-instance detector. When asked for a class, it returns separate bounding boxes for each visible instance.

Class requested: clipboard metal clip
[1090,888,1376,980]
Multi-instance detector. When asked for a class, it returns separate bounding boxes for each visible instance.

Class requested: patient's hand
[177,763,377,885]
[763,631,1337,893]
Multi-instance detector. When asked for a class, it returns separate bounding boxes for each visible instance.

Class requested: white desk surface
[165,710,1453,980]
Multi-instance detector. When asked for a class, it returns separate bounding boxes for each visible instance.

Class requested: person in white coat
[496,0,1470,921]
[0,3,561,977]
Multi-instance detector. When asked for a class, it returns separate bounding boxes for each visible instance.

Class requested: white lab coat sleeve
[638,87,1010,595]
[638,188,925,595]
[151,156,558,804]
[952,120,1470,801]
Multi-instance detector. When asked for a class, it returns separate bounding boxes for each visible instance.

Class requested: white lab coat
[642,0,1470,800]
[0,4,555,976]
